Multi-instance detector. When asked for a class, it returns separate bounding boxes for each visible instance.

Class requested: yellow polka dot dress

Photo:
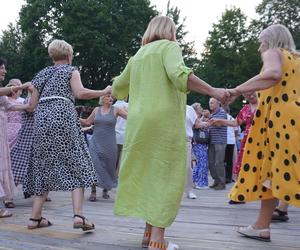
[230,49,300,207]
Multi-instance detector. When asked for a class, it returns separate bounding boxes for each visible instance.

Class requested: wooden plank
[0,185,298,249]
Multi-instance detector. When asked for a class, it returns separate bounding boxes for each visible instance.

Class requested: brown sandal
[142,231,151,248]
[73,214,95,231]
[27,217,52,229]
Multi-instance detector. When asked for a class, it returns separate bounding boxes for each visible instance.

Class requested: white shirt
[113,100,128,145]
[227,114,238,145]
[186,105,197,138]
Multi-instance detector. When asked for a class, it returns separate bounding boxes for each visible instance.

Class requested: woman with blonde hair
[112,16,228,250]
[227,24,300,241]
[23,39,111,231]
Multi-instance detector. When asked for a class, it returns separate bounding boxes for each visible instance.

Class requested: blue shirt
[209,108,227,144]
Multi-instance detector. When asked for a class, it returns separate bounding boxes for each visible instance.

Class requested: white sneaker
[187,191,197,199]
[195,185,209,190]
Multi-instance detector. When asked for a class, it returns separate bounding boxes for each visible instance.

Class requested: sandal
[0,209,12,218]
[3,200,15,208]
[45,197,52,202]
[89,192,97,202]
[73,214,95,231]
[141,231,151,248]
[237,225,271,242]
[27,217,52,230]
[272,208,289,222]
[148,241,179,250]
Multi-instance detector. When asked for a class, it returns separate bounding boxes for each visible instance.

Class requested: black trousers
[224,144,235,182]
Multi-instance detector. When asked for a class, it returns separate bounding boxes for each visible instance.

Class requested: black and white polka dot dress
[23,64,98,195]
[230,49,300,208]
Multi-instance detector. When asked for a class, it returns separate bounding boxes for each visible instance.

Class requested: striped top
[209,108,227,144]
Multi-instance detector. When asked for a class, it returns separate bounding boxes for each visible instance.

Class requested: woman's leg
[28,192,49,227]
[72,187,94,227]
[252,198,277,237]
[149,226,165,250]
[142,222,152,247]
[89,184,97,201]
[277,201,289,212]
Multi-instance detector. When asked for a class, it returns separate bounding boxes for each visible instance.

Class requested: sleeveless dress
[89,107,118,189]
[7,98,24,149]
[23,64,98,195]
[0,97,17,199]
[230,49,300,208]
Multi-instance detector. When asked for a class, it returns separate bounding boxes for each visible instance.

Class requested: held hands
[212,87,242,105]
[208,118,224,127]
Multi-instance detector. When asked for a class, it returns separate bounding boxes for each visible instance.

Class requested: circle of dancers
[0,16,299,250]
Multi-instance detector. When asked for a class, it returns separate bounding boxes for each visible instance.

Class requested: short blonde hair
[142,16,176,46]
[259,24,297,53]
[48,39,73,61]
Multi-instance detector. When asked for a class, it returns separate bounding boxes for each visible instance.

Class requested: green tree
[0,23,25,84]
[192,7,261,114]
[251,0,300,48]
[18,0,157,94]
[165,1,199,71]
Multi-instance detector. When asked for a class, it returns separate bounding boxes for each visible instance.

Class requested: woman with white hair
[23,39,111,231]
[80,94,127,201]
[112,16,228,250]
[228,24,300,241]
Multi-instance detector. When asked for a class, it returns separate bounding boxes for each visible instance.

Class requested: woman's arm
[70,70,111,100]
[232,49,282,95]
[0,82,31,96]
[187,74,229,103]
[79,108,97,127]
[209,118,239,127]
[7,103,30,111]
[115,107,128,120]
[26,84,39,112]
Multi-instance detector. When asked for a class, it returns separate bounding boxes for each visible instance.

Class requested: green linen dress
[112,39,192,228]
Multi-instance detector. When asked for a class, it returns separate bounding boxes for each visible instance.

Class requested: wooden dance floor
[0,185,299,250]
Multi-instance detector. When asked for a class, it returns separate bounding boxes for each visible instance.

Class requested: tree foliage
[18,0,157,92]
[165,1,199,70]
[190,7,261,114]
[251,0,300,47]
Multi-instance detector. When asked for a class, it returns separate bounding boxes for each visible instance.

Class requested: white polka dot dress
[23,65,98,195]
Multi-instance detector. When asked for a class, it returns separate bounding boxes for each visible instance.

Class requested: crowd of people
[0,15,299,250]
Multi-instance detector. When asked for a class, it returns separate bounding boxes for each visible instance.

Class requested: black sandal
[3,201,15,208]
[28,217,52,229]
[73,214,95,231]
[271,208,289,222]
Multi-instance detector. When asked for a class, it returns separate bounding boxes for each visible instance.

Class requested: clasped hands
[212,87,241,105]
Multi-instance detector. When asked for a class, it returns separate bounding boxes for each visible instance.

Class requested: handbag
[193,128,209,144]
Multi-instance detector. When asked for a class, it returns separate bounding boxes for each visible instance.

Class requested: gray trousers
[208,144,226,185]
